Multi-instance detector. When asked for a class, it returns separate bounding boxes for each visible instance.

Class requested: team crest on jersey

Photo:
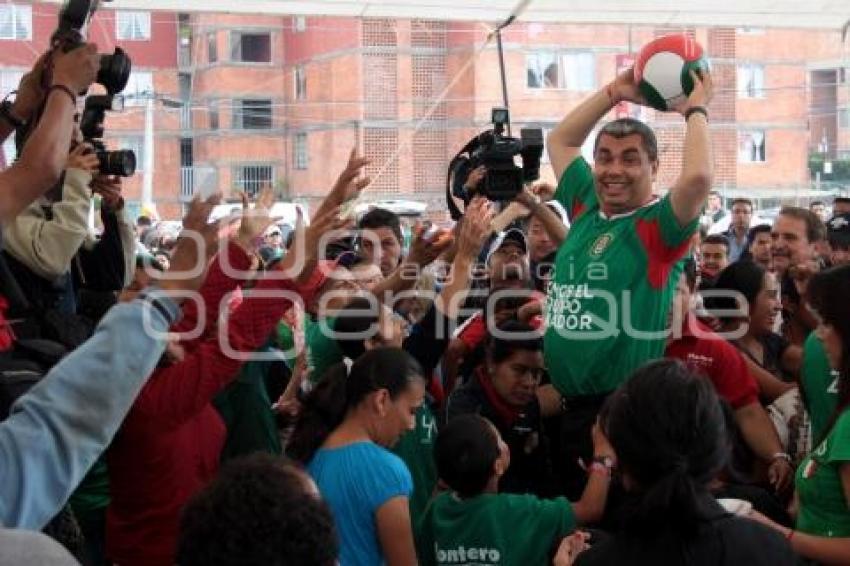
[590,233,614,257]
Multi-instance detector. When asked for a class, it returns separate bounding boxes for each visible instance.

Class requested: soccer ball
[634,34,710,111]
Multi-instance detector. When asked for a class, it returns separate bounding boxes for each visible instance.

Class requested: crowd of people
[1,40,850,566]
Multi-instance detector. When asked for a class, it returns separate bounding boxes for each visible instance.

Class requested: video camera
[79,95,136,177]
[52,0,131,96]
[447,107,543,220]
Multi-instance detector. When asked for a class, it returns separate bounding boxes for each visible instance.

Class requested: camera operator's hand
[158,194,223,302]
[66,143,99,173]
[51,43,99,93]
[90,174,123,210]
[463,165,486,195]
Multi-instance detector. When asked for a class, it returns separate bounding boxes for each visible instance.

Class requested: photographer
[3,142,132,279]
[0,44,99,225]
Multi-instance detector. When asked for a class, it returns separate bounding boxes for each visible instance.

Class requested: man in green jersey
[545,67,713,496]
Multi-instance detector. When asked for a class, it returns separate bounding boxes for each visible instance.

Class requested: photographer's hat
[486,227,528,265]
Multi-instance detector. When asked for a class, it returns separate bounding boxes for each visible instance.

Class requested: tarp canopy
[67,0,850,31]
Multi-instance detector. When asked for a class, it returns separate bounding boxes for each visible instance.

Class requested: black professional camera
[52,0,131,95]
[79,95,136,177]
[447,108,544,220]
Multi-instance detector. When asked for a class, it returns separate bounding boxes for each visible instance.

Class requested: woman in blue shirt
[288,347,424,566]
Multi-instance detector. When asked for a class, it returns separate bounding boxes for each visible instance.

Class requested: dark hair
[333,296,380,360]
[602,359,728,534]
[730,198,753,211]
[835,197,850,205]
[708,190,722,198]
[747,223,771,244]
[704,261,766,322]
[807,265,850,443]
[287,348,423,463]
[701,234,730,253]
[778,207,826,243]
[358,207,403,245]
[593,118,658,162]
[435,414,501,498]
[486,320,543,365]
[136,215,152,227]
[810,200,825,208]
[177,453,337,566]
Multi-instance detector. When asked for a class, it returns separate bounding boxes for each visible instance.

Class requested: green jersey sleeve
[653,193,699,249]
[554,156,597,223]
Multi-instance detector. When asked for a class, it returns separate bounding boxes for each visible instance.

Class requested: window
[738,131,766,163]
[293,16,306,32]
[839,108,850,129]
[736,27,765,35]
[233,99,272,129]
[123,71,154,106]
[737,64,765,98]
[294,65,306,100]
[116,11,151,41]
[0,69,23,96]
[0,5,32,40]
[293,133,308,170]
[208,101,219,130]
[231,32,271,63]
[208,33,217,63]
[233,165,274,196]
[526,51,595,91]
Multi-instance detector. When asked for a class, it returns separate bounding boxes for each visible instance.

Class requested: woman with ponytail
[749,264,850,564]
[287,347,424,566]
[571,359,795,566]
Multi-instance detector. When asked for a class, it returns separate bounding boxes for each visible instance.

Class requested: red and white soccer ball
[634,34,710,111]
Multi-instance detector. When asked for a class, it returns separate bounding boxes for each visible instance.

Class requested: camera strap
[445,136,481,221]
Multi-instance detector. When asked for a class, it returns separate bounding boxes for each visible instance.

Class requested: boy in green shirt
[417,415,614,566]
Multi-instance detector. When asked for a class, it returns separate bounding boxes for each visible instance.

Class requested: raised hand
[158,194,223,300]
[235,187,278,250]
[608,67,648,106]
[51,43,99,94]
[674,69,714,115]
[407,221,454,268]
[326,148,371,215]
[456,197,494,260]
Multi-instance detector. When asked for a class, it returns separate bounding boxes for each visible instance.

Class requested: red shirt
[665,314,759,409]
[105,243,318,566]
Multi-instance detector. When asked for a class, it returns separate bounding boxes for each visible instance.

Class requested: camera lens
[98,47,132,95]
[97,149,136,177]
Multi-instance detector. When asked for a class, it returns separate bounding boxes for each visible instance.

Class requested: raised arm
[547,69,646,181]
[667,71,714,226]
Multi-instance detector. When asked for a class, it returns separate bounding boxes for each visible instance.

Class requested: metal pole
[495,29,511,137]
[142,95,156,217]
